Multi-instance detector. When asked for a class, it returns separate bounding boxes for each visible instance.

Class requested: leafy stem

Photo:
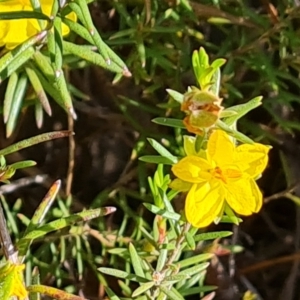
[161,222,191,275]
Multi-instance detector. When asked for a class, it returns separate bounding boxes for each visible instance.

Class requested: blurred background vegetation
[2,0,300,299]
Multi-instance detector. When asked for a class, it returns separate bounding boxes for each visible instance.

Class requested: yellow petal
[185,181,225,228]
[225,178,262,215]
[234,143,270,178]
[172,156,211,183]
[39,0,77,35]
[40,0,54,7]
[0,21,9,47]
[0,0,22,7]
[2,19,32,49]
[207,130,235,166]
[0,4,38,49]
[169,178,192,192]
[12,266,28,300]
[183,135,197,156]
[0,0,76,49]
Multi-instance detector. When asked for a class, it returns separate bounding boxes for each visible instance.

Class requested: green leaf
[132,282,155,297]
[62,18,130,76]
[219,215,243,224]
[3,72,18,123]
[53,70,76,118]
[1,48,35,85]
[179,286,217,296]
[53,18,63,69]
[118,280,132,297]
[27,285,84,300]
[9,160,36,170]
[210,67,221,96]
[166,89,184,103]
[6,73,28,137]
[219,109,237,118]
[152,118,185,129]
[286,193,300,206]
[156,240,169,272]
[159,285,185,300]
[0,131,72,156]
[224,96,263,126]
[63,41,126,75]
[195,133,205,153]
[0,11,50,21]
[29,0,42,17]
[147,139,177,163]
[19,180,61,259]
[17,207,116,249]
[147,48,176,70]
[137,39,146,67]
[178,254,214,268]
[216,120,254,144]
[192,49,201,82]
[164,274,190,283]
[198,47,209,68]
[154,166,168,189]
[211,58,226,70]
[32,51,55,80]
[98,268,148,283]
[185,231,195,250]
[194,231,233,242]
[28,65,67,109]
[183,135,196,156]
[25,66,52,116]
[31,264,41,289]
[62,17,97,43]
[177,262,210,277]
[104,287,122,300]
[0,30,47,80]
[73,0,110,62]
[224,204,241,225]
[139,155,175,165]
[35,101,44,128]
[109,28,136,39]
[46,26,75,118]
[129,243,145,278]
[143,203,181,221]
[108,248,127,255]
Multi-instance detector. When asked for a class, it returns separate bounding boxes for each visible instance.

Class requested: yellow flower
[11,264,28,299]
[0,0,76,49]
[171,130,270,228]
[0,262,28,299]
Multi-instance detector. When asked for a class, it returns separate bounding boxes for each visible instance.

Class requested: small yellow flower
[11,264,28,299]
[0,0,76,49]
[171,130,270,228]
[0,262,28,299]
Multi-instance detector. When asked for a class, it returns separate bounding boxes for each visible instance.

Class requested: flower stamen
[210,167,227,183]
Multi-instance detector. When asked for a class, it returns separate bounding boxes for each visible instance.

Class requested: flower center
[210,167,227,183]
[210,166,242,183]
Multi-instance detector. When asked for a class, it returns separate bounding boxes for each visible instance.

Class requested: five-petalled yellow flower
[171,130,270,228]
[0,0,76,49]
